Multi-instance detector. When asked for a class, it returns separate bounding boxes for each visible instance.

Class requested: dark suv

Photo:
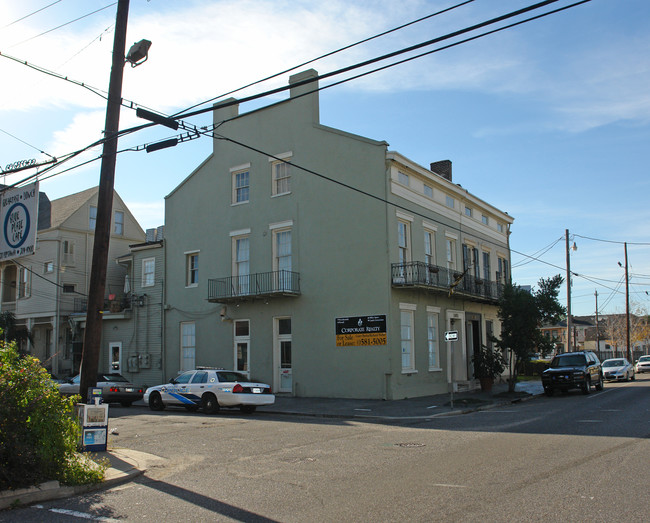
[542,351,604,396]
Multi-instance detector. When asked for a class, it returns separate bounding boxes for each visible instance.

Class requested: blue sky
[1,0,649,316]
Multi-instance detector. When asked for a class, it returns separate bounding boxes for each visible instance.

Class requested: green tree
[0,341,106,490]
[0,311,33,354]
[493,275,565,392]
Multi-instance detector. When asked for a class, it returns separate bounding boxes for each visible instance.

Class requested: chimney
[430,160,452,181]
[289,69,319,123]
[145,228,156,242]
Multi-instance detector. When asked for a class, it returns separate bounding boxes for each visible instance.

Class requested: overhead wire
[1,1,62,30]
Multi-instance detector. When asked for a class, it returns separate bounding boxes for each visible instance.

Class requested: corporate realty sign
[0,182,39,261]
[336,315,387,347]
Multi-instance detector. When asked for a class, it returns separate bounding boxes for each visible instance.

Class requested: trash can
[75,387,109,452]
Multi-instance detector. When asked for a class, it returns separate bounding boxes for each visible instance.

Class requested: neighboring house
[0,186,145,377]
[542,317,594,353]
[163,69,514,400]
[582,313,649,361]
[101,227,165,388]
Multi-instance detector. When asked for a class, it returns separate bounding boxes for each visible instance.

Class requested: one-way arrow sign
[444,330,458,342]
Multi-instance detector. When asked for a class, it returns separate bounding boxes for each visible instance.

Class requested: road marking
[577,420,603,423]
[431,484,467,488]
[353,408,371,411]
[33,506,120,521]
[426,405,438,409]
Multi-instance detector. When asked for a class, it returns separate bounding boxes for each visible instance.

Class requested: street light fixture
[126,39,152,67]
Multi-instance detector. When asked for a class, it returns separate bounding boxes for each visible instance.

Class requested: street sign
[444,330,458,342]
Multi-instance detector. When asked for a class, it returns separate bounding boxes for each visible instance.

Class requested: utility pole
[624,242,631,362]
[565,229,572,352]
[594,290,600,357]
[79,0,130,402]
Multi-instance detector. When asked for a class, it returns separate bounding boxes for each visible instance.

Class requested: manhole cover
[394,442,425,448]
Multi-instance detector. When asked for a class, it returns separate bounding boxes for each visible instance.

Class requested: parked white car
[635,355,650,374]
[144,368,275,414]
[601,358,635,382]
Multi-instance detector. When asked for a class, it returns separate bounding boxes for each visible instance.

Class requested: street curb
[0,457,144,511]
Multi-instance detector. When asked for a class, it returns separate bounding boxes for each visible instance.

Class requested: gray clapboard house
[163,69,513,399]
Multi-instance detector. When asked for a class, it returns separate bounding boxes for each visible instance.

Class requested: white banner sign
[0,182,39,261]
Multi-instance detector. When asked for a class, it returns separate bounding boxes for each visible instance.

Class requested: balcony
[208,270,301,303]
[391,262,503,304]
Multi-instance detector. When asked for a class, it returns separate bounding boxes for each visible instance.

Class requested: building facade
[0,187,145,376]
[163,69,513,399]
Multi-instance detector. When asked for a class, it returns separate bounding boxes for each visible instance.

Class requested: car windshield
[550,355,586,368]
[603,360,625,367]
[217,371,249,382]
[99,374,128,382]
[639,356,650,362]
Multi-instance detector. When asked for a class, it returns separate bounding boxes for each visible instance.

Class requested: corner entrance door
[274,317,292,393]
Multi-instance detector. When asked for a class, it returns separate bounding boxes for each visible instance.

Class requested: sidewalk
[1,380,543,510]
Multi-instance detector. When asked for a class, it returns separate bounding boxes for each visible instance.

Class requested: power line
[1,1,62,29]
[573,234,650,246]
[8,2,118,49]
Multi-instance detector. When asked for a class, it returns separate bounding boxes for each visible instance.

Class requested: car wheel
[631,372,635,381]
[184,405,199,412]
[149,392,165,411]
[582,377,591,395]
[240,405,257,414]
[202,393,220,414]
[544,387,554,397]
[595,374,604,391]
[120,401,133,408]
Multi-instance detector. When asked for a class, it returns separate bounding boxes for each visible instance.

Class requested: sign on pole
[0,182,39,261]
[444,330,458,342]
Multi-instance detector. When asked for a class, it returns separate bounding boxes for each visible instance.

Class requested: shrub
[0,343,106,490]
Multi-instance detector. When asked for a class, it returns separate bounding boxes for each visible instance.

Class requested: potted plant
[472,345,505,392]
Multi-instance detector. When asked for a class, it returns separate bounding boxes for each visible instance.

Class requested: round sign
[4,202,31,249]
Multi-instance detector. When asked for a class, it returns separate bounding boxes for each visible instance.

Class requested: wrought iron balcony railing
[208,270,300,302]
[391,261,503,303]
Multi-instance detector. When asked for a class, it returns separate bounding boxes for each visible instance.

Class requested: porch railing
[208,270,300,302]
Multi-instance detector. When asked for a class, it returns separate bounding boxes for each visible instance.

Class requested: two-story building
[0,186,145,376]
[163,69,513,399]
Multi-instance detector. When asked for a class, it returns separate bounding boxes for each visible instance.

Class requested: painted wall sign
[336,315,387,347]
[0,182,39,261]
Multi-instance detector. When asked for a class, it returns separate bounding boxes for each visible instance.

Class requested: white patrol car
[143,368,274,414]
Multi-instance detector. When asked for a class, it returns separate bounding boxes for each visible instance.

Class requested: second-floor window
[89,206,97,230]
[142,258,155,287]
[186,252,199,287]
[233,170,250,204]
[498,257,509,283]
[62,240,75,266]
[272,161,291,196]
[114,211,124,235]
[482,251,491,281]
[18,267,31,298]
[234,237,250,294]
[398,221,410,265]
[424,230,434,266]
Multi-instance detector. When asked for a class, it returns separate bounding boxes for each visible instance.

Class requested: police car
[143,368,274,414]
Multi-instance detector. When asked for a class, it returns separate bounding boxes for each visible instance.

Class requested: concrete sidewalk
[1,379,543,511]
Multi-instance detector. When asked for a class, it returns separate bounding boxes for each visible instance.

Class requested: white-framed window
[497,223,504,233]
[89,206,97,230]
[114,210,124,235]
[271,160,291,196]
[465,206,472,217]
[232,169,250,204]
[481,214,489,225]
[446,195,455,208]
[482,251,491,281]
[423,184,433,198]
[186,252,199,287]
[398,171,409,186]
[142,257,155,287]
[62,284,75,293]
[498,256,509,283]
[446,237,456,271]
[427,307,440,370]
[400,304,416,372]
[18,266,31,298]
[44,261,54,274]
[273,227,292,290]
[233,235,250,294]
[424,229,435,266]
[180,322,195,371]
[62,240,75,266]
[234,320,250,373]
[398,220,411,265]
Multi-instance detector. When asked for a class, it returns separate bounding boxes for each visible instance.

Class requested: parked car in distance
[144,368,275,414]
[541,351,604,396]
[602,358,635,381]
[58,373,144,407]
[635,355,650,374]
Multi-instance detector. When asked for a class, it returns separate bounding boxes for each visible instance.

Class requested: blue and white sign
[0,182,39,261]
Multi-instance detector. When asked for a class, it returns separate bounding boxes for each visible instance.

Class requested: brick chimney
[430,160,452,181]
